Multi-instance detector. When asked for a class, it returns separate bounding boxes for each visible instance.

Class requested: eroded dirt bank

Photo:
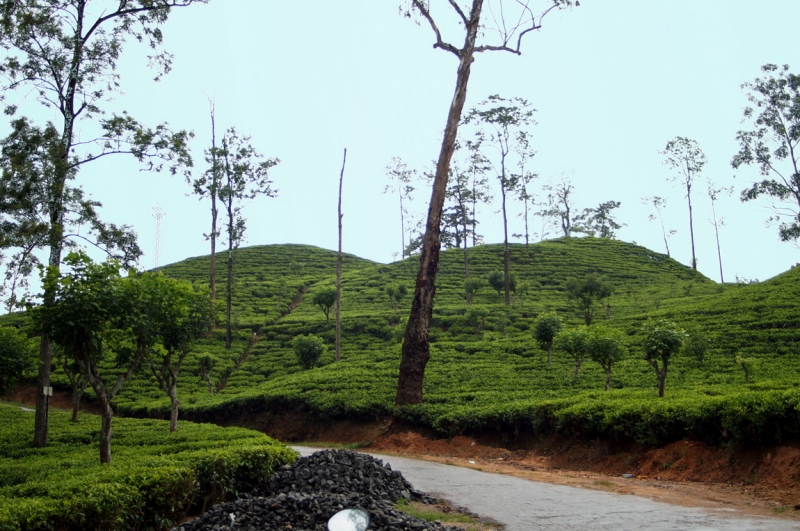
[11,387,800,521]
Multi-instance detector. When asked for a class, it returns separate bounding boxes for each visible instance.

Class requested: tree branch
[412,0,461,57]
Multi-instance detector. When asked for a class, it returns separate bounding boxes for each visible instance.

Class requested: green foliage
[464,306,490,339]
[732,64,800,242]
[643,320,687,398]
[565,272,613,325]
[554,326,589,382]
[312,288,338,322]
[532,312,562,365]
[585,326,627,390]
[385,284,408,312]
[464,277,485,304]
[0,327,35,396]
[292,334,327,370]
[487,271,516,296]
[0,404,295,531]
[24,239,800,451]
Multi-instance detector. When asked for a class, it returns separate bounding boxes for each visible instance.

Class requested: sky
[5,0,800,300]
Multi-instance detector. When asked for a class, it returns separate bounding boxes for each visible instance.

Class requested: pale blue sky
[10,1,800,286]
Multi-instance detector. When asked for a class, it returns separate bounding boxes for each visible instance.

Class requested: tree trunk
[209,104,218,325]
[501,183,511,307]
[711,199,724,283]
[604,366,612,391]
[396,2,483,406]
[336,149,346,362]
[687,183,697,270]
[100,403,113,464]
[546,345,552,367]
[71,382,86,422]
[572,357,583,383]
[169,384,179,433]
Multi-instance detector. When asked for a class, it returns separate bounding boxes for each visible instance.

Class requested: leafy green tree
[34,253,131,463]
[464,306,490,339]
[734,354,760,383]
[731,64,800,243]
[197,353,218,394]
[533,312,562,366]
[464,95,536,306]
[554,326,589,383]
[396,0,573,406]
[683,327,709,365]
[313,288,338,322]
[145,276,212,432]
[572,201,623,238]
[386,284,408,312]
[565,273,613,325]
[384,157,417,259]
[488,270,516,297]
[292,334,326,370]
[0,0,202,448]
[216,128,278,349]
[643,320,687,398]
[464,277,485,305]
[586,326,627,391]
[661,136,706,270]
[0,326,34,396]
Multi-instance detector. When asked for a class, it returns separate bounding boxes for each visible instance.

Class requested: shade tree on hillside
[463,95,536,306]
[488,270,517,298]
[586,325,627,391]
[641,196,676,257]
[215,128,278,349]
[512,138,539,245]
[661,136,706,271]
[643,319,687,398]
[533,312,562,366]
[565,273,613,325]
[464,277,486,305]
[706,182,733,283]
[465,306,490,339]
[732,64,800,243]
[385,284,408,312]
[384,157,418,259]
[146,277,213,432]
[539,173,575,238]
[292,334,326,370]
[553,326,588,383]
[0,0,203,448]
[572,201,624,239]
[313,288,338,322]
[395,0,575,406]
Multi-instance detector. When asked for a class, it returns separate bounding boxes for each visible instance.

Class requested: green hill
[23,239,800,446]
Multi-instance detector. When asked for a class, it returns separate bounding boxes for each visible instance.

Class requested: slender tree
[464,95,536,306]
[216,128,278,349]
[586,325,627,391]
[335,148,346,362]
[643,319,686,398]
[707,183,733,283]
[384,157,417,259]
[731,64,800,243]
[396,0,572,406]
[0,1,202,447]
[191,100,222,323]
[572,200,623,238]
[641,196,675,257]
[540,174,575,237]
[661,137,706,270]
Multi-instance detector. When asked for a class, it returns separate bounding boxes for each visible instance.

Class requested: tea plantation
[10,239,800,447]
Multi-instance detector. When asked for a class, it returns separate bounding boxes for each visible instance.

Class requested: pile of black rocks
[172,449,465,531]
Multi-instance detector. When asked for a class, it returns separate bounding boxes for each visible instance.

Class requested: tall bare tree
[384,157,417,259]
[0,0,203,448]
[661,136,706,271]
[395,0,573,406]
[641,196,675,257]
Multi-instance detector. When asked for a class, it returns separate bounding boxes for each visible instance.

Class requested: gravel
[172,449,464,531]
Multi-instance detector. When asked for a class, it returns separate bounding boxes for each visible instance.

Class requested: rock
[173,449,456,531]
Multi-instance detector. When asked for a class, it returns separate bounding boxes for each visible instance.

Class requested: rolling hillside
[24,237,800,446]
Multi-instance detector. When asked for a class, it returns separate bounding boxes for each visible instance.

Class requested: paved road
[294,447,800,531]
